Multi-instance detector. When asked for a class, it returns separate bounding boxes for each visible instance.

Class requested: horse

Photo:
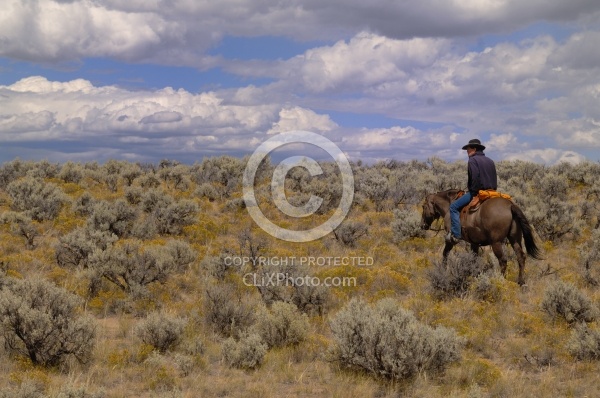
[420,189,542,285]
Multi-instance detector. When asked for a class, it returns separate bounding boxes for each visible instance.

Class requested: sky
[1,0,600,165]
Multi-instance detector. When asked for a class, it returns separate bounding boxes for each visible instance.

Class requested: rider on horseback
[446,139,497,245]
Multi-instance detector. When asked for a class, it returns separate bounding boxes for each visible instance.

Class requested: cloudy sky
[1,0,600,164]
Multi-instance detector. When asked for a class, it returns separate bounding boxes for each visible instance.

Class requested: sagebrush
[0,277,96,366]
[329,297,463,380]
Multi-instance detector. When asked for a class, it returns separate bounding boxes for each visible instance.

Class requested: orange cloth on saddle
[477,189,512,201]
[461,189,512,216]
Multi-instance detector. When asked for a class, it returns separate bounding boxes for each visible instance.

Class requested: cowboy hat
[462,138,486,151]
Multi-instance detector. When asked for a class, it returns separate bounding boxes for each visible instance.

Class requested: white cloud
[291,33,447,93]
[140,111,184,124]
[8,76,95,93]
[0,0,186,63]
[0,76,341,161]
[238,30,600,160]
[339,126,469,162]
[548,31,600,70]
[267,107,337,134]
[487,133,519,151]
[0,111,55,135]
[504,149,587,164]
[1,0,598,64]
[1,2,599,164]
[342,127,419,150]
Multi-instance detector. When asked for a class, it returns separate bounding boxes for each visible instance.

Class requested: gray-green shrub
[428,252,488,298]
[55,227,118,269]
[130,215,159,240]
[391,207,426,243]
[471,271,504,303]
[567,323,600,360]
[154,199,198,235]
[357,168,389,211]
[329,298,463,380]
[163,239,197,270]
[224,197,246,211]
[87,199,138,237]
[236,228,267,266]
[135,312,187,353]
[291,277,330,316]
[539,173,568,201]
[0,211,39,249]
[195,183,221,202]
[308,177,343,215]
[523,196,581,242]
[88,240,195,293]
[250,261,330,315]
[56,386,106,398]
[222,332,267,369]
[253,301,309,348]
[159,164,191,191]
[140,188,172,213]
[200,253,232,280]
[102,159,126,176]
[204,282,257,337]
[0,277,96,366]
[541,280,598,324]
[124,186,143,205]
[72,192,96,216]
[333,220,368,247]
[120,163,142,186]
[0,158,28,188]
[191,156,244,197]
[580,228,600,286]
[6,176,65,221]
[0,381,46,398]
[58,161,84,184]
[105,174,119,192]
[137,173,161,189]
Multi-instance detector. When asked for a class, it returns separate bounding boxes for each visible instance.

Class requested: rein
[428,198,445,234]
[429,220,445,234]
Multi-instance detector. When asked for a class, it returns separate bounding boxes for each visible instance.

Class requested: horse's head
[421,194,439,230]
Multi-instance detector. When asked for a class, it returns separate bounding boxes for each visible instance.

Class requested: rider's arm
[467,157,481,194]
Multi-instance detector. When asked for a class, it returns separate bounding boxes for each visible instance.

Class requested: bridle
[423,196,444,233]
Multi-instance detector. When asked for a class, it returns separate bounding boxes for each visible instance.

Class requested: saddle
[457,189,513,224]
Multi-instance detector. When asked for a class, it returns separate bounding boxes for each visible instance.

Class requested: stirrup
[445,232,461,244]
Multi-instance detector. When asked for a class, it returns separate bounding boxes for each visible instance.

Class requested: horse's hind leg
[508,235,527,286]
[471,243,480,255]
[491,242,508,278]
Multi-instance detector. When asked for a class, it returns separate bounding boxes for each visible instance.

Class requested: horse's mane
[437,189,463,202]
[440,189,462,195]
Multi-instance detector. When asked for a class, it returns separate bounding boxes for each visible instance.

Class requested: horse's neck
[433,194,451,217]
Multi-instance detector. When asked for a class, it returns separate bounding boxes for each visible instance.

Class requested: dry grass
[1,164,600,398]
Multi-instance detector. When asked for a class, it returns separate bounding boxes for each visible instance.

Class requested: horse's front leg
[442,242,454,266]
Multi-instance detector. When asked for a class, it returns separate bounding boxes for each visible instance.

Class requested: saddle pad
[478,189,512,201]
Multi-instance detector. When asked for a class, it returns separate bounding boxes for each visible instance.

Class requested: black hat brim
[462,144,486,150]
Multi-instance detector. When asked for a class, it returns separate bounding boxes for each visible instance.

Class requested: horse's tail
[511,204,543,260]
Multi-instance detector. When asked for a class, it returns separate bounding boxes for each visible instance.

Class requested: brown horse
[421,189,542,285]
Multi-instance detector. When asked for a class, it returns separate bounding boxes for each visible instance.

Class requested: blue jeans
[449,192,472,238]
